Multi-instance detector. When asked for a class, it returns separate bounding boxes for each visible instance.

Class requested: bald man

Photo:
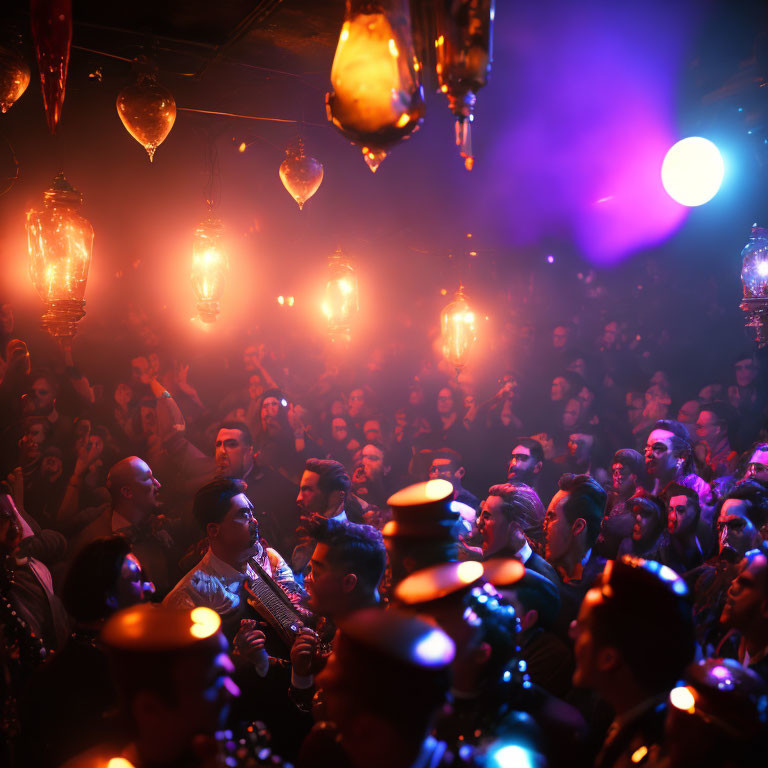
[68,456,175,595]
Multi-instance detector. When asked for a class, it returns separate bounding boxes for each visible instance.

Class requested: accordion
[243,558,316,647]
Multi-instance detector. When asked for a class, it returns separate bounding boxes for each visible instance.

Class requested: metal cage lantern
[191,214,228,323]
[323,248,358,338]
[26,172,93,339]
[441,284,476,372]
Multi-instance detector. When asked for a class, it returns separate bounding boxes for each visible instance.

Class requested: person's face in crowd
[363,420,383,445]
[645,429,679,479]
[114,382,133,409]
[611,462,635,496]
[530,433,555,460]
[735,358,757,389]
[140,404,157,436]
[26,422,47,446]
[121,458,162,514]
[248,374,263,401]
[562,398,582,429]
[552,325,569,349]
[361,444,388,483]
[507,444,540,484]
[649,370,669,390]
[115,553,150,607]
[330,399,346,418]
[331,418,349,443]
[698,383,722,402]
[544,490,578,563]
[696,410,723,449]
[602,321,618,347]
[667,494,697,537]
[306,542,356,617]
[464,394,477,412]
[209,493,259,564]
[436,387,455,415]
[568,433,593,463]
[499,400,515,427]
[632,503,659,545]
[728,384,741,409]
[0,303,13,335]
[717,499,761,562]
[477,495,511,557]
[409,384,424,407]
[626,393,644,427]
[570,589,609,689]
[395,409,407,430]
[720,552,768,631]
[260,396,282,435]
[567,357,587,379]
[745,448,768,484]
[428,458,460,483]
[130,356,150,384]
[677,400,700,425]
[297,470,329,516]
[551,376,569,402]
[214,428,253,479]
[243,345,259,371]
[577,386,595,412]
[40,454,63,482]
[31,377,54,412]
[643,385,670,421]
[348,388,365,418]
[0,496,22,556]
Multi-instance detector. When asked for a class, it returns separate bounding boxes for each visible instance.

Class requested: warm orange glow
[191,214,228,323]
[441,286,477,371]
[326,1,424,172]
[190,607,221,639]
[324,248,358,337]
[116,73,176,162]
[26,173,93,339]
[277,295,285,305]
[238,141,247,153]
[0,46,31,113]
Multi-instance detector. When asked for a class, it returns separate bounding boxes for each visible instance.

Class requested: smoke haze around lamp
[661,137,724,207]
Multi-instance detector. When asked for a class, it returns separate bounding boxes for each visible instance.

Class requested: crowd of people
[1,290,768,768]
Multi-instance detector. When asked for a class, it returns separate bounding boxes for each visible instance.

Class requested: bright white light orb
[661,137,724,207]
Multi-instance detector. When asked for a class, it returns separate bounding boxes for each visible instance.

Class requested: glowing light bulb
[279,139,324,210]
[190,607,221,639]
[324,248,358,338]
[414,628,454,665]
[669,685,696,713]
[191,214,228,323]
[661,137,724,206]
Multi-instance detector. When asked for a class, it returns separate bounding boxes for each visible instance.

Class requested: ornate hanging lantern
[441,285,476,372]
[26,172,93,339]
[740,225,768,346]
[279,139,324,210]
[0,45,30,113]
[30,0,72,133]
[434,0,495,170]
[116,70,176,162]
[326,0,425,172]
[322,249,358,338]
[191,213,228,323]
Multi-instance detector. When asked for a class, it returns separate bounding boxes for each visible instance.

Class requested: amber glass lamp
[434,0,495,170]
[441,285,476,372]
[191,214,228,323]
[26,172,93,339]
[279,138,324,210]
[322,249,358,338]
[326,0,425,172]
